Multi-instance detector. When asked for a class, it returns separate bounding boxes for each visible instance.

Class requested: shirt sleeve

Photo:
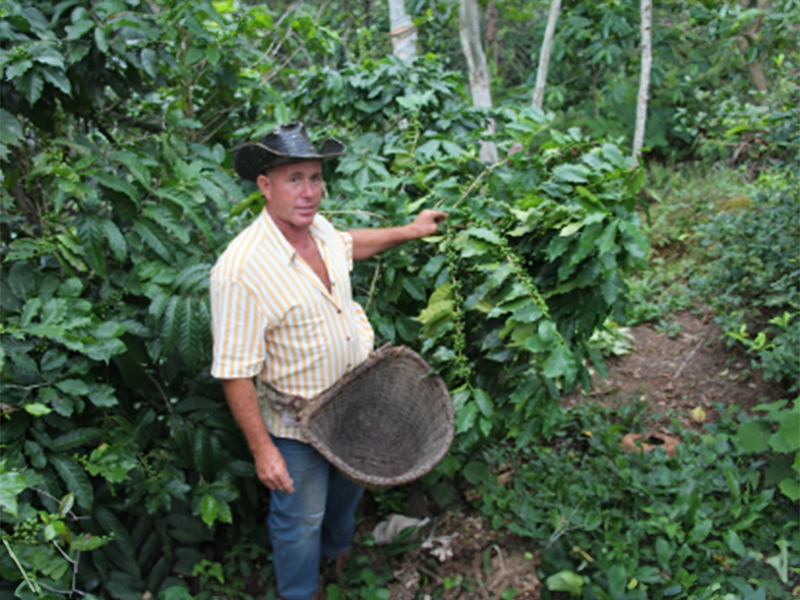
[209,275,269,379]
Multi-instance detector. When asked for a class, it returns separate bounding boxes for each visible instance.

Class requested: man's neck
[266,210,315,252]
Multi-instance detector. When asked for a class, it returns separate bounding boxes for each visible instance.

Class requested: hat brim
[234,138,346,181]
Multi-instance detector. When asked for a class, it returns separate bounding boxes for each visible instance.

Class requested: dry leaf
[690,406,706,423]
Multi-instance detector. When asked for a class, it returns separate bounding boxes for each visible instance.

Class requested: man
[209,122,445,599]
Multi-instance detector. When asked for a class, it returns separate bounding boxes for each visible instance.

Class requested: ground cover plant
[692,186,800,394]
[469,400,799,599]
[623,164,759,333]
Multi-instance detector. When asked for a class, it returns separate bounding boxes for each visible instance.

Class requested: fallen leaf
[690,406,706,423]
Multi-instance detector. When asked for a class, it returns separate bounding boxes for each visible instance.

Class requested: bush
[691,186,800,392]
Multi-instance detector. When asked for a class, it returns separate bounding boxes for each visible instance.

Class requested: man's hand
[408,209,447,239]
[350,209,448,260]
[254,442,295,493]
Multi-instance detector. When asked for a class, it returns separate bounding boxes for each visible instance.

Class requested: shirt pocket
[278,295,332,361]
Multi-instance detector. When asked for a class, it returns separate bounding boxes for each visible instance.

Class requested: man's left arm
[349,209,447,260]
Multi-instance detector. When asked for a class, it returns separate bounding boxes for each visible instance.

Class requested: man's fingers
[265,464,294,493]
[280,475,295,494]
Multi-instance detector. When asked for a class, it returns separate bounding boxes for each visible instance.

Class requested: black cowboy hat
[233,122,346,181]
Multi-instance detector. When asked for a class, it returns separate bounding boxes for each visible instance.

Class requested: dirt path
[561,309,786,426]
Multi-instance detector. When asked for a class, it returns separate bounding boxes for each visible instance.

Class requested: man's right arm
[220,378,295,493]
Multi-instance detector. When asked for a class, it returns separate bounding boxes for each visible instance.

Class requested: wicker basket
[300,344,454,489]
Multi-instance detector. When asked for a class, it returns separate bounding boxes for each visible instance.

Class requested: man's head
[233,122,345,182]
[256,160,323,233]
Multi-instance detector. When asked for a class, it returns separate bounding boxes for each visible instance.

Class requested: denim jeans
[269,435,364,600]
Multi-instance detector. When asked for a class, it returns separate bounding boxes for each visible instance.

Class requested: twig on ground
[488,544,509,592]
[670,326,712,386]
[417,564,442,584]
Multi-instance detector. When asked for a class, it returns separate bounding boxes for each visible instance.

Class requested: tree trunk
[633,0,652,164]
[459,0,498,164]
[532,0,561,109]
[388,0,418,60]
[736,0,769,97]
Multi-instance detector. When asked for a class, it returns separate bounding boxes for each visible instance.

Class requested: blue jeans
[269,436,364,600]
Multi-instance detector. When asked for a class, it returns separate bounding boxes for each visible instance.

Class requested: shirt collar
[259,209,331,266]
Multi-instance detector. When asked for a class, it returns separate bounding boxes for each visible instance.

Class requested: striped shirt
[209,210,374,441]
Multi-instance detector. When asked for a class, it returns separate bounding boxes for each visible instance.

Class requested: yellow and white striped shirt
[209,210,374,441]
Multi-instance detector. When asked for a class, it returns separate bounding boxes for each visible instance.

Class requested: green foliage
[474,0,800,160]
[1,4,647,592]
[735,399,800,502]
[692,186,800,391]
[280,55,648,451]
[0,0,301,596]
[6,0,793,595]
[673,61,800,169]
[588,320,634,358]
[468,402,799,599]
[624,164,757,327]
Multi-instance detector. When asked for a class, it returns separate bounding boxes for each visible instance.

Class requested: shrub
[692,186,800,392]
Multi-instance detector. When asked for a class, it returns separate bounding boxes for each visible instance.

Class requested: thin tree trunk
[459,0,498,164]
[532,0,561,109]
[736,37,768,94]
[388,0,418,60]
[633,0,652,163]
[736,0,769,97]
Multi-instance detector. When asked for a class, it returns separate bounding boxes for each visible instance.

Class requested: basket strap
[280,343,397,418]
[263,381,307,412]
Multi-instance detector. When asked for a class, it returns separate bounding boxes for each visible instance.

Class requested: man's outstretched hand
[408,209,447,239]
[350,209,447,260]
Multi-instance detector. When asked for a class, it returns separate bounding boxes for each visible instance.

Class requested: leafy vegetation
[1,0,797,597]
[468,401,799,599]
[692,186,800,392]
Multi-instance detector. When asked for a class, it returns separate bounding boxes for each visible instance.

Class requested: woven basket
[300,344,454,489]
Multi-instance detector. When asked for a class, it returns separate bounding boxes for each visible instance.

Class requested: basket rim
[299,344,454,488]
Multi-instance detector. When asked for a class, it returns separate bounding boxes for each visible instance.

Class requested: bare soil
[561,309,786,425]
[339,310,788,599]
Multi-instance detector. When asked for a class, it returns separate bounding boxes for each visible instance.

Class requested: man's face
[257,160,324,234]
